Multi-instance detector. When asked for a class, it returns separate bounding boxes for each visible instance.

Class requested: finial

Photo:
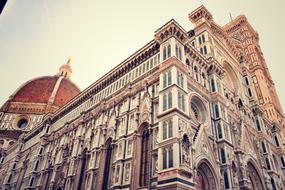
[67,56,71,65]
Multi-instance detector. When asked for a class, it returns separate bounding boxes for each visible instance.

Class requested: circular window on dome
[17,118,28,129]
[190,96,207,124]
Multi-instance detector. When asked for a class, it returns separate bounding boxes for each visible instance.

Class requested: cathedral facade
[0,5,285,190]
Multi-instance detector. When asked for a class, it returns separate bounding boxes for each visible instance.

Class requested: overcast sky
[1,0,284,111]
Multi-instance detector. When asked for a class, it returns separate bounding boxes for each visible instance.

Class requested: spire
[58,57,72,79]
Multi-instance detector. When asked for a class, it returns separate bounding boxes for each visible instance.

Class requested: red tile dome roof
[2,75,80,114]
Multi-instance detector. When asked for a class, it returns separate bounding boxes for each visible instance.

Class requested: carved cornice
[2,102,52,115]
[184,44,224,77]
[154,19,188,44]
[188,5,213,23]
[51,41,160,123]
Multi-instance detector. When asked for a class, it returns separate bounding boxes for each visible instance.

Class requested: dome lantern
[58,57,72,79]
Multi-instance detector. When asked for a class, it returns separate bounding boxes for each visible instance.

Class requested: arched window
[162,120,173,140]
[45,124,50,134]
[162,148,167,169]
[202,34,205,43]
[168,92,172,109]
[0,156,4,164]
[178,92,182,109]
[201,73,206,87]
[163,94,167,111]
[163,47,167,60]
[261,141,267,153]
[177,71,184,88]
[12,163,16,170]
[34,160,39,172]
[179,46,182,60]
[217,123,223,139]
[181,74,184,88]
[221,148,226,164]
[178,92,185,111]
[245,77,249,85]
[271,178,277,190]
[29,176,34,187]
[255,118,261,131]
[167,44,171,58]
[211,78,216,92]
[162,122,167,140]
[194,66,199,81]
[162,146,173,169]
[198,36,202,45]
[140,128,150,187]
[190,62,194,77]
[281,156,285,167]
[163,73,167,88]
[39,147,44,155]
[214,104,220,118]
[175,44,179,58]
[248,88,252,97]
[167,70,172,86]
[163,70,172,88]
[169,146,173,167]
[181,94,185,111]
[224,171,230,189]
[265,157,271,170]
[203,46,207,54]
[7,174,12,184]
[168,120,173,138]
[274,136,280,147]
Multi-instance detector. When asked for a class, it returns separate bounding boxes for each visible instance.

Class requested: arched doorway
[247,162,264,190]
[196,161,217,190]
[102,138,113,190]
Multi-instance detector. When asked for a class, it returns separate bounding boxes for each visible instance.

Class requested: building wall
[0,6,284,190]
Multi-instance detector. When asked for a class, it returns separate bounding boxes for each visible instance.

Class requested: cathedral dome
[1,59,80,114]
[13,76,79,106]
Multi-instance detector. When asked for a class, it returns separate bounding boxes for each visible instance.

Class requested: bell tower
[224,16,284,124]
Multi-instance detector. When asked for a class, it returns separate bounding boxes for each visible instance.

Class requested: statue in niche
[154,155,158,175]
[232,161,239,187]
[182,135,191,166]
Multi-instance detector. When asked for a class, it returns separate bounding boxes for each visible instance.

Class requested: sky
[0,0,285,111]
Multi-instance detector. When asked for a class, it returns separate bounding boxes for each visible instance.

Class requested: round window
[17,118,28,129]
[191,102,200,121]
[190,96,207,124]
